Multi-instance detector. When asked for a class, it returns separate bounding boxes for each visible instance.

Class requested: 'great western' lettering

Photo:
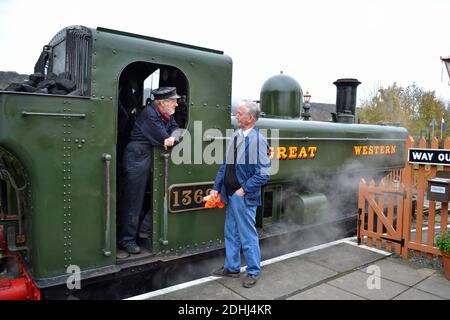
[408,148,450,166]
[353,145,396,156]
[269,146,317,160]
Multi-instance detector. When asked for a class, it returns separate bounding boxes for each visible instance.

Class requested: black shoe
[243,274,259,288]
[122,242,141,254]
[212,266,240,278]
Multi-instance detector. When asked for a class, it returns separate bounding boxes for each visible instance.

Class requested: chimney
[333,78,361,123]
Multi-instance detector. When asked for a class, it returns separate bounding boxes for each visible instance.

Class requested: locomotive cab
[116,61,190,256]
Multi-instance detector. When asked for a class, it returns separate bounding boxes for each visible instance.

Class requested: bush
[436,230,450,255]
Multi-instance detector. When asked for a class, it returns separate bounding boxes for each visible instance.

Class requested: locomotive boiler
[0,25,408,299]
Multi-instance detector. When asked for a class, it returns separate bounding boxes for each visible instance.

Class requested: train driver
[118,87,181,256]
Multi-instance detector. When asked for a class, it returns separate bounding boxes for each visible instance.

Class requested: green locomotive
[0,25,408,299]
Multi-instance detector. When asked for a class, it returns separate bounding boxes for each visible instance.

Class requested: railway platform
[127,237,450,300]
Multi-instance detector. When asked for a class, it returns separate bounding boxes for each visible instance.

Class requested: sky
[0,0,449,106]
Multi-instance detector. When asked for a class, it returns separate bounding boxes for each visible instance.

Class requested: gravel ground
[392,250,444,272]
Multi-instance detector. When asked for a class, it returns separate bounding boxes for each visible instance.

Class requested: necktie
[235,133,244,164]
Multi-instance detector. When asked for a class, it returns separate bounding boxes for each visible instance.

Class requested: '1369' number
[169,183,213,213]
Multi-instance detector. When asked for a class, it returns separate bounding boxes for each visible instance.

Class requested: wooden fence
[358,136,450,259]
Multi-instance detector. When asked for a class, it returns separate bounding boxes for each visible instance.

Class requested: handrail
[205,136,407,142]
[22,111,86,119]
[102,153,112,256]
[160,152,170,246]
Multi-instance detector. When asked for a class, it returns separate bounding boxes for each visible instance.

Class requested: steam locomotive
[0,25,408,299]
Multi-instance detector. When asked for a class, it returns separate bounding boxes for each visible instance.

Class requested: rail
[102,153,112,256]
[160,152,170,246]
[22,111,86,119]
[205,136,407,142]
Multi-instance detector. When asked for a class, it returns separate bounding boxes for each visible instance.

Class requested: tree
[357,83,447,140]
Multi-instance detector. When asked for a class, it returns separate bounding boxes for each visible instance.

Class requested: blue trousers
[224,193,261,276]
[119,141,152,247]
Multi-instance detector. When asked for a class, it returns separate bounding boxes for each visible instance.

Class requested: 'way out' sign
[408,148,450,166]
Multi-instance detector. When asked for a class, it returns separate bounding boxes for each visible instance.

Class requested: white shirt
[239,126,254,138]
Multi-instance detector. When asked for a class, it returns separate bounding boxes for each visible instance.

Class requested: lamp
[442,56,450,85]
[304,91,311,104]
[302,91,312,120]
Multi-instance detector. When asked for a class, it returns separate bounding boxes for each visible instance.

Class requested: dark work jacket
[213,128,271,206]
[129,103,179,145]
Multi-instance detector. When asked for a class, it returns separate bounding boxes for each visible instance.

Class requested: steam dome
[260,72,303,118]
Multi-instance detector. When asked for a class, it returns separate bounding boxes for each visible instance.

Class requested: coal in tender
[28,73,45,85]
[22,84,37,93]
[3,71,79,96]
[23,80,37,87]
[4,83,23,92]
[36,79,56,90]
[49,87,69,95]
[56,77,76,92]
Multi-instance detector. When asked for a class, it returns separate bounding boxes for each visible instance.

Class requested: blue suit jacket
[213,128,270,206]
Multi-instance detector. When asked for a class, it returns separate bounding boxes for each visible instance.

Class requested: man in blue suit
[211,101,270,288]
